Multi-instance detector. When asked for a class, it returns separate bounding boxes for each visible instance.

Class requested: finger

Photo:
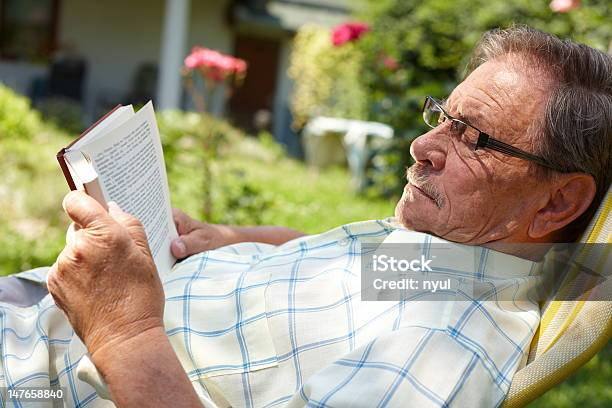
[170,238,188,259]
[172,208,197,235]
[171,230,211,259]
[108,202,150,250]
[63,191,109,229]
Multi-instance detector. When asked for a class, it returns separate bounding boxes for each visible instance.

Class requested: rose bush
[182,46,248,219]
[184,47,247,84]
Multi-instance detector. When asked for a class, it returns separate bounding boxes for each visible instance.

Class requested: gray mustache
[406,165,445,208]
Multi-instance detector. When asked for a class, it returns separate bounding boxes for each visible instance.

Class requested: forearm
[91,327,202,408]
[172,208,307,255]
[230,225,306,246]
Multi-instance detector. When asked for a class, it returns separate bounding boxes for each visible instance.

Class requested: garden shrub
[0,84,71,274]
[288,25,368,130]
[157,109,272,223]
[0,84,43,141]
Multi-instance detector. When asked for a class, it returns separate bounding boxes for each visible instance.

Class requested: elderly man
[1,26,610,408]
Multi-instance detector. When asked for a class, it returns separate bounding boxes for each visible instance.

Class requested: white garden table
[302,116,394,189]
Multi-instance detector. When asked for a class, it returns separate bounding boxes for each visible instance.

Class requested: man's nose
[409,129,447,171]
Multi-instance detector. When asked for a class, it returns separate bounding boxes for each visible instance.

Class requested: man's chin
[394,198,433,232]
[394,199,415,229]
[397,214,415,230]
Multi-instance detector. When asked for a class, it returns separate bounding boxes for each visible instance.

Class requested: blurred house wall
[58,0,164,118]
[0,61,46,95]
[0,0,234,120]
[0,0,350,152]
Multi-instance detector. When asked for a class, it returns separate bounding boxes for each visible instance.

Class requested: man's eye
[450,120,466,134]
[461,127,479,146]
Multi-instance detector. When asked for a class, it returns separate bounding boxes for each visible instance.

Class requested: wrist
[88,326,201,407]
[89,319,165,368]
[229,226,271,245]
[215,224,243,246]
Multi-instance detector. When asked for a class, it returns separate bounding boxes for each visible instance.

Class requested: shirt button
[250,255,260,266]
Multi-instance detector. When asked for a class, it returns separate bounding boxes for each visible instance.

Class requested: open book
[56,101,178,275]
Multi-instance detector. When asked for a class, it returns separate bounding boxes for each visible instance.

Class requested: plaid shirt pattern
[0,219,541,408]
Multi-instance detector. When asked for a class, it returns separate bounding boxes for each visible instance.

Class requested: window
[0,0,59,62]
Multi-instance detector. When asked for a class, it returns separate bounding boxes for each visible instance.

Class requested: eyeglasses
[422,96,564,172]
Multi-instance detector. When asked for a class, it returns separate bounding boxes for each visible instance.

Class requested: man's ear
[528,173,596,239]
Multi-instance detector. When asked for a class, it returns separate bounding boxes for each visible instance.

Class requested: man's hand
[171,209,238,259]
[48,191,164,359]
[171,209,307,260]
[49,192,203,407]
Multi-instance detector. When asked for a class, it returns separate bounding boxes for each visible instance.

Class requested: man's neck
[482,241,554,262]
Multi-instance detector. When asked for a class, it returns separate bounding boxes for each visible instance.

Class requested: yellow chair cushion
[502,187,611,407]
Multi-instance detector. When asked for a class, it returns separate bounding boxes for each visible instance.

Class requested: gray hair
[467,25,611,240]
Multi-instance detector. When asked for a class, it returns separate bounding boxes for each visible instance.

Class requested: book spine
[56,148,77,191]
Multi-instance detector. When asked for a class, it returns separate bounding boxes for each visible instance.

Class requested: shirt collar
[380,228,541,279]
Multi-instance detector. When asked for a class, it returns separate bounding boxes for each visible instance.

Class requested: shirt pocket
[395,275,463,331]
[163,269,279,379]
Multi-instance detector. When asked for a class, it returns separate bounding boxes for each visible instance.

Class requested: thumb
[63,191,109,229]
[171,229,212,259]
[107,202,150,250]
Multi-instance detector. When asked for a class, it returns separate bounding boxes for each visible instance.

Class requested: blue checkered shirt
[0,219,541,407]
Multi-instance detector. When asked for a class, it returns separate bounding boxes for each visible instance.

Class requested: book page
[75,102,178,276]
[70,105,135,151]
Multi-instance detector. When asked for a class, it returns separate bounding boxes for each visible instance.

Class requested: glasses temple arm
[477,133,563,171]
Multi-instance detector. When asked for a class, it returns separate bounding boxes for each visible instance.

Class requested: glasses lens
[423,97,442,128]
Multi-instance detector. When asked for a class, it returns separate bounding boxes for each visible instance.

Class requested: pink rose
[184,54,201,70]
[349,23,370,38]
[331,22,370,46]
[233,59,247,74]
[550,0,581,13]
[184,47,248,82]
[381,55,399,71]
[332,25,353,46]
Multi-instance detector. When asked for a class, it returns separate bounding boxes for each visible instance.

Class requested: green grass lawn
[211,138,395,233]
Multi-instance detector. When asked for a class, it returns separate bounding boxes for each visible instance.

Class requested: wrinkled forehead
[446,57,551,144]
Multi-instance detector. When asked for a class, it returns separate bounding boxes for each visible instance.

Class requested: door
[229,35,280,133]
